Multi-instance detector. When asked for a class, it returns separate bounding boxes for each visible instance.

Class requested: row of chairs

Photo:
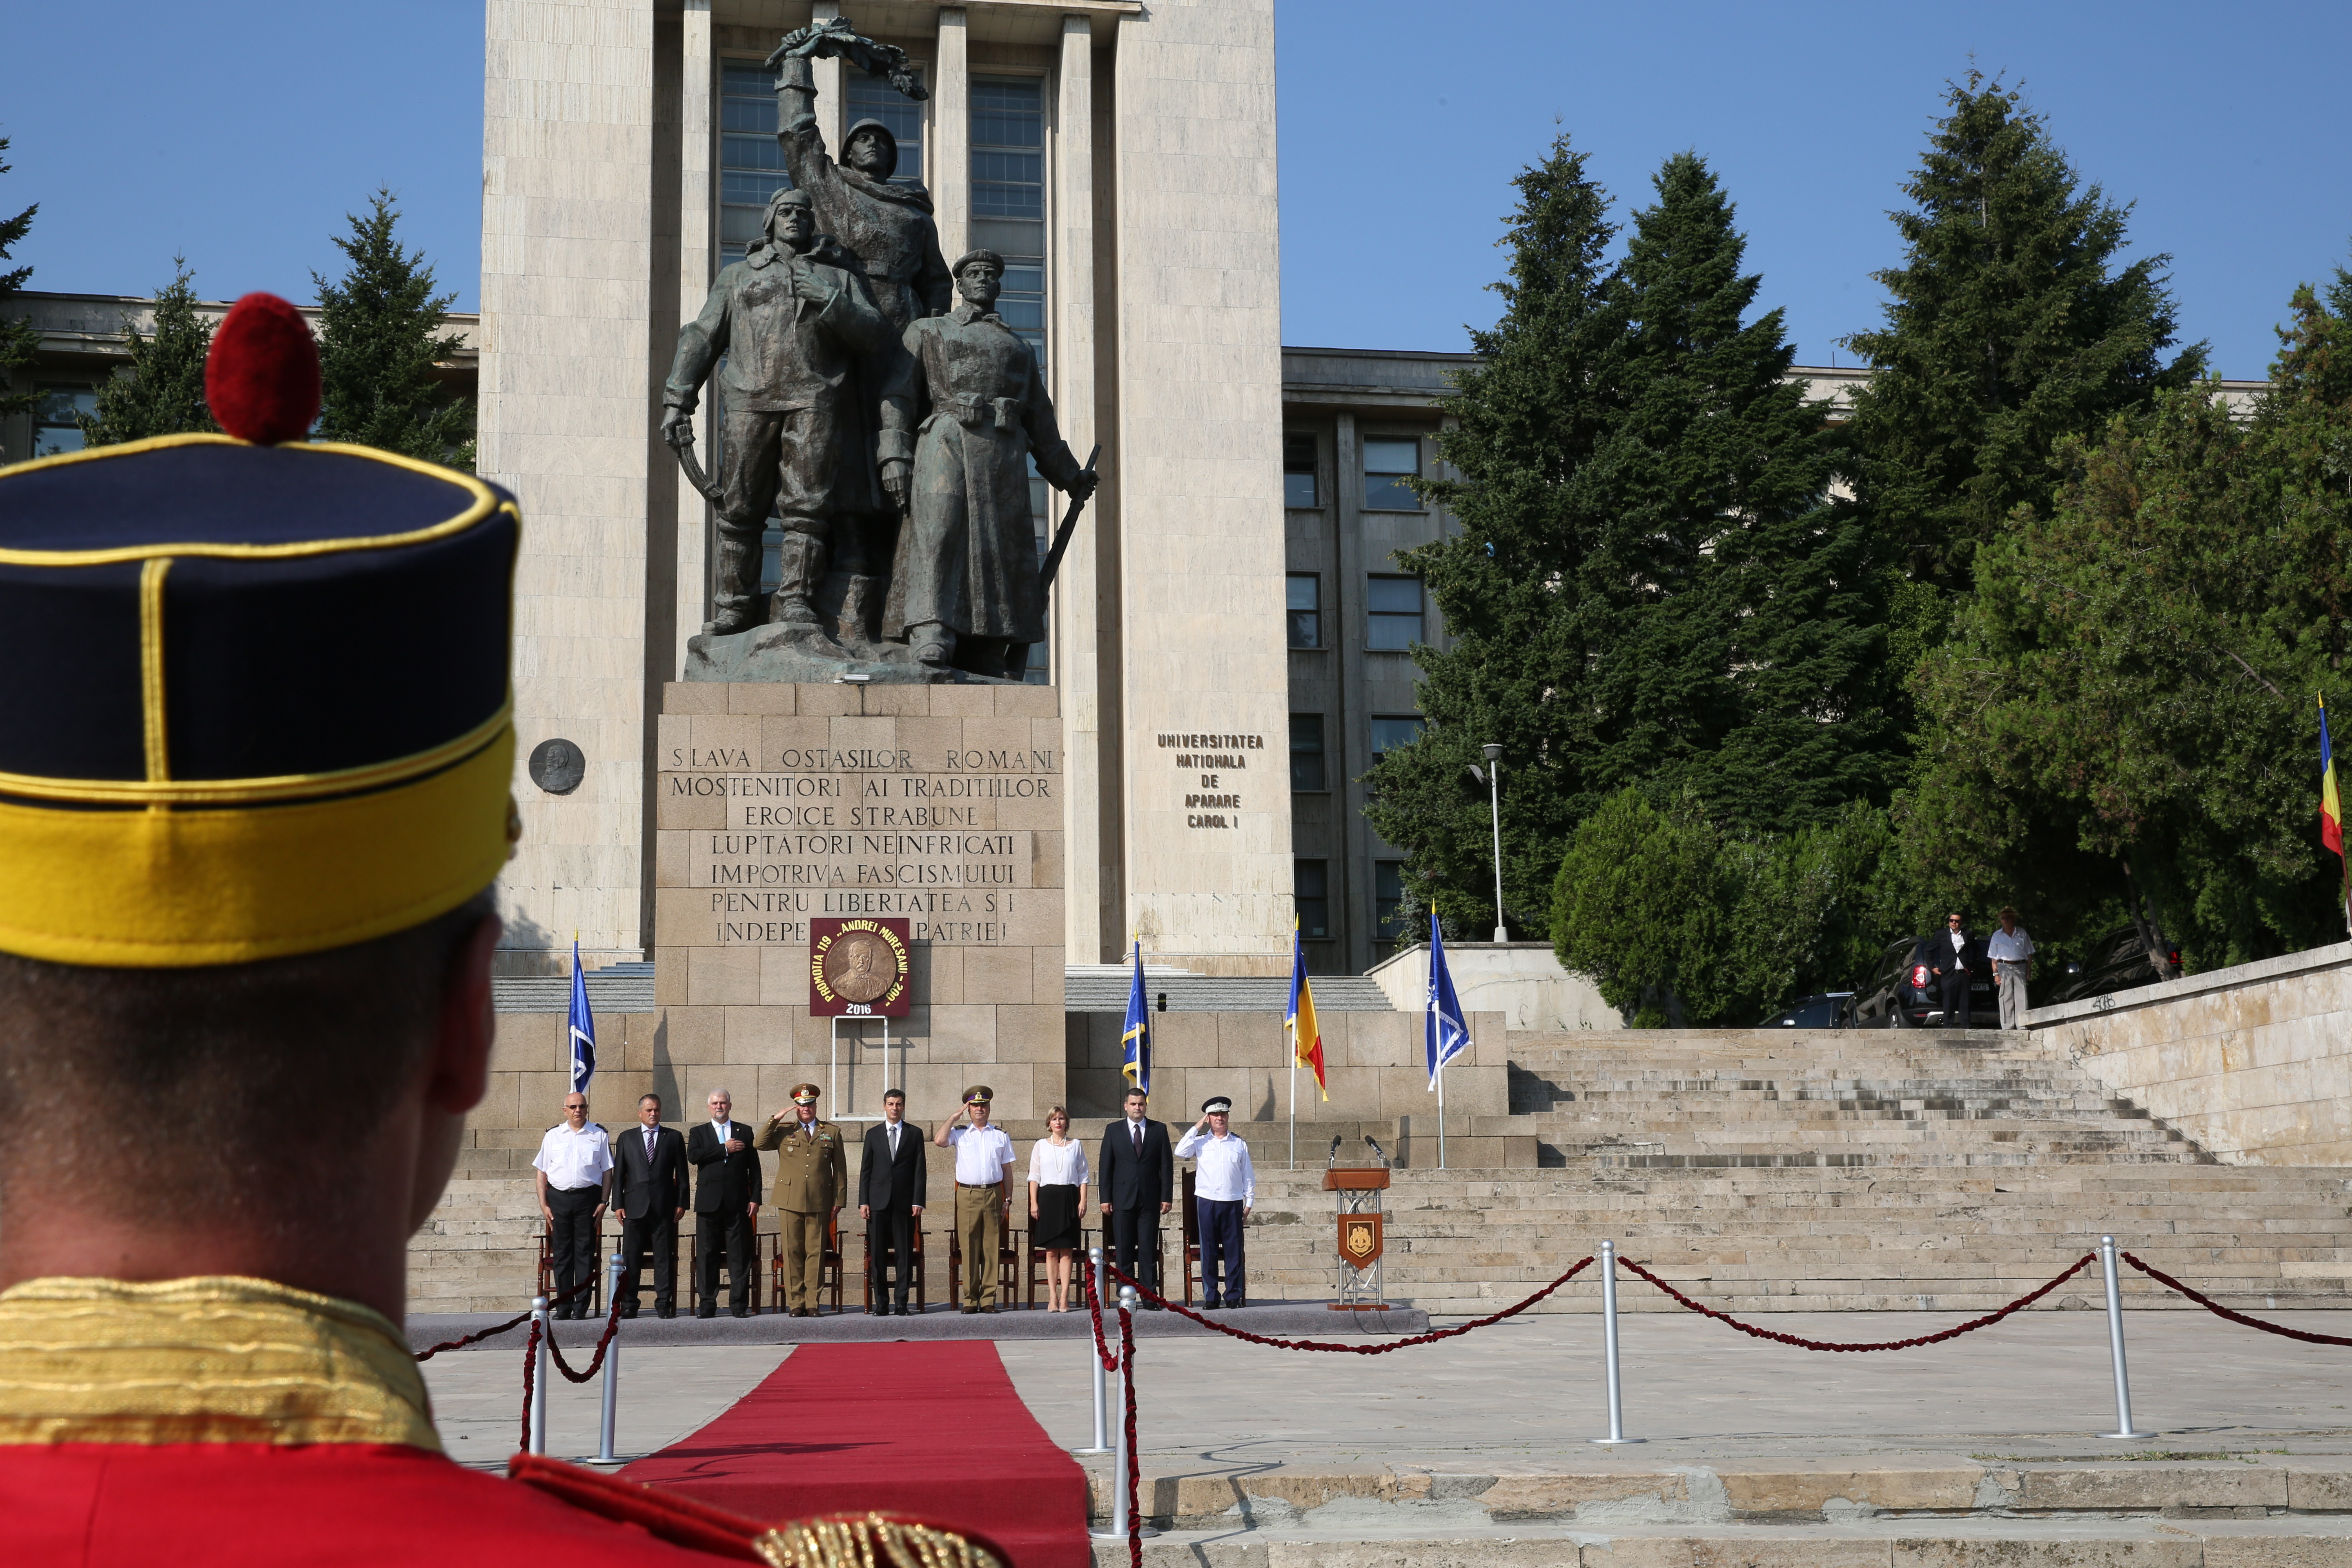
[539,1173,1225,1316]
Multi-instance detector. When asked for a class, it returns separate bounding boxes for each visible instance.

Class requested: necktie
[1131,1121,1142,1151]
[645,1127,655,1160]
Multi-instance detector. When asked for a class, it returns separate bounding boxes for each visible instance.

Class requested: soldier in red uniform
[0,294,1000,1568]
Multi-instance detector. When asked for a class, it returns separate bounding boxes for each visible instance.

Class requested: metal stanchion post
[1590,1241,1642,1445]
[1089,1284,1158,1539]
[2098,1234,2155,1439]
[595,1251,625,1463]
[1073,1245,1112,1457]
[528,1294,551,1457]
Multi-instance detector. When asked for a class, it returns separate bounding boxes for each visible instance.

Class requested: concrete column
[673,0,714,667]
[1333,412,1372,976]
[931,7,969,267]
[811,0,846,154]
[1053,14,1109,964]
[483,0,661,970]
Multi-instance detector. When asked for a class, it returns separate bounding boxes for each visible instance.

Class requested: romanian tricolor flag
[2324,694,2345,862]
[1286,923,1326,1101]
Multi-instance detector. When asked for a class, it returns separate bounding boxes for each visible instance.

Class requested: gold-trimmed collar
[0,1275,441,1450]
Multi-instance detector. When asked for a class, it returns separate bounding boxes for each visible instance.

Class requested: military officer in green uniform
[758,1083,847,1316]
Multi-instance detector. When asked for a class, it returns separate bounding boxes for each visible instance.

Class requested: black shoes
[1201,1300,1223,1311]
[695,1307,716,1319]
[619,1307,639,1320]
[656,1307,677,1319]
[732,1306,751,1319]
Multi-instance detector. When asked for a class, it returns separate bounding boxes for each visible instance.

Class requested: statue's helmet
[843,118,899,181]
[951,249,1005,279]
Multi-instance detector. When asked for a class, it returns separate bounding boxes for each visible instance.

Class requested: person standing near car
[1932,913,1979,1029]
[1987,907,2035,1031]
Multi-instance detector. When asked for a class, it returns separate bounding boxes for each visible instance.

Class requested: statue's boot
[909,621,957,669]
[706,524,765,635]
[768,531,827,628]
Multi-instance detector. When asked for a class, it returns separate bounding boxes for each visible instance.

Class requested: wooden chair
[947,1224,1029,1308]
[862,1223,927,1311]
[535,1229,605,1316]
[686,1226,761,1315]
[762,1216,847,1315]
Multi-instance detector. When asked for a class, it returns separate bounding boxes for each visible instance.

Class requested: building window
[1374,861,1409,945]
[1286,573,1321,649]
[1362,436,1423,511]
[971,75,1046,366]
[1284,433,1319,508]
[844,71,924,187]
[1295,860,1330,941]
[1369,715,1425,763]
[720,63,787,257]
[33,385,97,457]
[1367,576,1423,650]
[1289,714,1327,791]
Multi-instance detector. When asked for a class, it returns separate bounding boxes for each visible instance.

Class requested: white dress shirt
[1987,927,2034,965]
[1950,928,1968,956]
[533,1120,613,1190]
[1029,1138,1089,1187]
[1174,1126,1255,1206]
[947,1122,1016,1184]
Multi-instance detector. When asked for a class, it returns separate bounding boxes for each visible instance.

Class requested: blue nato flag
[568,938,597,1095]
[1120,938,1152,1093]
[1425,912,1470,1090]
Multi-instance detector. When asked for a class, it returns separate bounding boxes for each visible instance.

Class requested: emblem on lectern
[1339,1214,1384,1266]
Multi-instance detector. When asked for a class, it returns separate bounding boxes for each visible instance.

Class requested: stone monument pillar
[655,680,1066,1125]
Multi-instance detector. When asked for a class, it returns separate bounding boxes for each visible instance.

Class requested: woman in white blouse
[1028,1107,1091,1311]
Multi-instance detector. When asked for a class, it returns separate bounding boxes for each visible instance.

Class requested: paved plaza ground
[424,1308,2352,1469]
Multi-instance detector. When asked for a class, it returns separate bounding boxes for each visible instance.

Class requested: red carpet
[621,1341,1090,1568]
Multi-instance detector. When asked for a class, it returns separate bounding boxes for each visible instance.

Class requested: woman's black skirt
[1033,1183,1081,1249]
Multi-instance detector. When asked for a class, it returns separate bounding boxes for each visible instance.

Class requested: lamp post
[1466,743,1506,942]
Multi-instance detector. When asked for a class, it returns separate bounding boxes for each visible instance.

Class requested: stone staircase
[1234,1028,2352,1316]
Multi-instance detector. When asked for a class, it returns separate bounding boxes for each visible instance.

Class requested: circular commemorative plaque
[822,927,901,1004]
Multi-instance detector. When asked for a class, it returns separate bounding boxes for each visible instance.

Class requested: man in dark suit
[606,1092,687,1318]
[1927,913,1984,1029]
[1098,1086,1173,1302]
[686,1086,762,1317]
[858,1087,927,1316]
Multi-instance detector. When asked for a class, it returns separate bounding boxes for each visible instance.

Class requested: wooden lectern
[1323,1165,1390,1310]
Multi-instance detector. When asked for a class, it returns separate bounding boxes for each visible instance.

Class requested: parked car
[1762,992,1854,1028]
[1845,934,1999,1029]
[2036,927,2183,1009]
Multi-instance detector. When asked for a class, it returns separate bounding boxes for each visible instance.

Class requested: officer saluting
[757,1082,847,1316]
[0,296,1002,1566]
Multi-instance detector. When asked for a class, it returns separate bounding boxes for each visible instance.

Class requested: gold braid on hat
[754,1513,1004,1568]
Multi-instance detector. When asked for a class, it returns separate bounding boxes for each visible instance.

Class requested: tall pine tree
[314,189,473,467]
[1585,152,1893,834]
[1366,145,1893,938]
[1840,74,2206,590]
[1360,133,1625,939]
[78,258,218,446]
[0,135,42,421]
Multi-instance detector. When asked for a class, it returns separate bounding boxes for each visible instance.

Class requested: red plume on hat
[205,292,321,445]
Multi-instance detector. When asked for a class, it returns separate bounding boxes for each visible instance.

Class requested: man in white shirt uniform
[1987,906,2036,1031]
[1174,1096,1256,1310]
[932,1085,1016,1312]
[532,1091,613,1319]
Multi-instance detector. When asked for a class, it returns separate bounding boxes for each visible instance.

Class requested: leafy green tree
[1359,131,1625,940]
[1550,788,1728,1025]
[0,135,43,421]
[314,189,473,467]
[79,258,218,446]
[1840,74,2207,591]
[1907,261,2352,971]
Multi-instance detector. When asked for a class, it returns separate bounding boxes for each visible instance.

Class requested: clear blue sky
[5,2,2346,379]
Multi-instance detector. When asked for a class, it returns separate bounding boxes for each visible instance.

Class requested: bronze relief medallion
[822,928,900,1004]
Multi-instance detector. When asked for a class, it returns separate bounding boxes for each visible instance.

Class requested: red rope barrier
[1083,1264,1117,1371]
[1098,1255,1596,1353]
[1118,1300,1141,1568]
[2121,1251,2352,1347]
[1615,1252,2098,1351]
[544,1282,628,1384]
[414,1274,597,1361]
[519,1314,542,1451]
